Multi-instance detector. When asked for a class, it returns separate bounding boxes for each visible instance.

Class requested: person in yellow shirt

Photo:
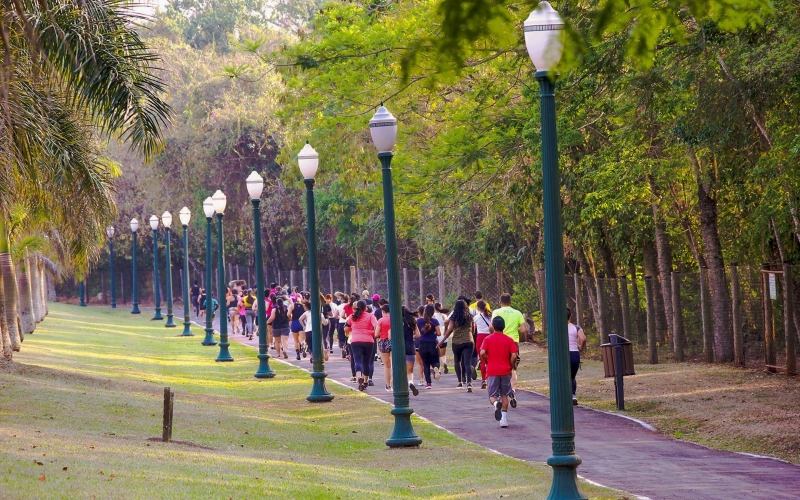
[491,293,529,407]
[468,291,492,314]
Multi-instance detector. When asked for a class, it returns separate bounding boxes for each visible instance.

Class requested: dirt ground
[515,343,800,464]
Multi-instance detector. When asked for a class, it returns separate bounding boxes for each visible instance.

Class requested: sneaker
[500,413,508,428]
[329,349,334,354]
[301,344,307,358]
[493,401,502,421]
[481,380,487,390]
[572,395,578,406]
[409,382,419,396]
[342,350,347,359]
[368,380,374,387]
[443,363,448,374]
[358,377,365,391]
[433,367,441,381]
[472,367,478,380]
[425,383,432,389]
[467,383,473,393]
[509,391,517,408]
[283,351,288,359]
[385,384,391,392]
[350,376,356,383]
[457,383,463,389]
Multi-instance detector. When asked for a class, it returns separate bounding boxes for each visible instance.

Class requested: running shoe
[329,349,334,354]
[493,400,502,421]
[409,382,419,396]
[341,350,347,359]
[467,383,473,393]
[350,377,356,383]
[385,384,391,392]
[572,395,578,406]
[481,380,487,390]
[433,367,441,381]
[457,383,463,389]
[358,377,365,391]
[443,363,448,374]
[296,350,301,361]
[500,414,508,428]
[472,366,478,380]
[283,351,288,359]
[509,391,517,408]
[301,343,307,358]
[425,383,432,389]
[368,380,374,387]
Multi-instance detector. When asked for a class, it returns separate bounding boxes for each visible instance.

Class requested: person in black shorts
[190,281,200,316]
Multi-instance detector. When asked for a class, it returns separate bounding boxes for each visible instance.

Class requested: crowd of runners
[189,281,585,428]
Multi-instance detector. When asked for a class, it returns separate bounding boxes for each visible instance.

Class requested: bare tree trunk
[39,260,47,318]
[700,267,714,363]
[0,252,21,350]
[18,261,34,334]
[629,260,642,342]
[650,176,675,345]
[643,240,667,343]
[597,235,624,336]
[671,272,684,361]
[0,271,12,359]
[30,258,43,323]
[645,275,658,364]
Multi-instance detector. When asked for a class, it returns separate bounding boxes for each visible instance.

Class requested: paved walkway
[198,314,800,500]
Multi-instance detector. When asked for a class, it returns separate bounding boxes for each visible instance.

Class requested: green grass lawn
[0,303,623,499]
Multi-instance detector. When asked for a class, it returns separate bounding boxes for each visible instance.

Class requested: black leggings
[453,342,475,384]
[351,342,374,378]
[419,342,440,384]
[325,321,336,350]
[570,351,581,395]
[337,323,347,348]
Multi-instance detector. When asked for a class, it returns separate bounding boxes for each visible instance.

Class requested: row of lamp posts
[94,3,581,496]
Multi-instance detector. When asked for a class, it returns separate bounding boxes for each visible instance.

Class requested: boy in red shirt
[480,316,519,428]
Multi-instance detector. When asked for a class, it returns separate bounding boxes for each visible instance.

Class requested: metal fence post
[437,266,444,302]
[782,262,796,375]
[762,263,776,371]
[418,267,424,305]
[350,266,357,294]
[303,268,308,293]
[475,263,480,293]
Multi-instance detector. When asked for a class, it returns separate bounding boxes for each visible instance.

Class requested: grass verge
[0,303,624,499]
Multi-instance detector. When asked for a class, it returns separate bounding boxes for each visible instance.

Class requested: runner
[345,300,378,391]
[469,291,491,314]
[417,304,442,389]
[473,300,492,390]
[433,303,450,374]
[567,307,586,406]
[480,316,519,428]
[335,292,348,357]
[289,296,307,360]
[491,293,529,407]
[439,298,475,391]
[198,288,207,317]
[323,294,335,353]
[300,299,329,362]
[267,297,290,359]
[402,306,421,396]
[190,281,200,317]
[229,289,242,335]
[375,303,392,391]
[242,289,256,338]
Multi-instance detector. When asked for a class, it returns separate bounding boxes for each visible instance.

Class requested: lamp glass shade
[149,215,159,230]
[179,206,191,226]
[106,226,115,238]
[212,190,227,214]
[202,197,215,218]
[523,1,564,72]
[297,142,319,179]
[162,211,172,228]
[130,218,139,233]
[246,171,264,199]
[369,105,397,153]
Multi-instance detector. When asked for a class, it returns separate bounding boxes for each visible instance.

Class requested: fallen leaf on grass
[408,485,416,489]
[63,467,68,471]
[33,461,43,466]
[38,474,46,481]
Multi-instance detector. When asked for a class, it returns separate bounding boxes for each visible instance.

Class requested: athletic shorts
[273,327,290,337]
[487,375,513,398]
[439,342,447,348]
[291,320,303,333]
[405,354,416,365]
[378,338,392,353]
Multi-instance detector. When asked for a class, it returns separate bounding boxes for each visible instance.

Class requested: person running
[267,297,290,359]
[439,299,475,391]
[191,281,201,317]
[480,316,518,428]
[469,291,491,314]
[335,292,348,357]
[230,289,242,335]
[402,306,421,396]
[417,304,442,389]
[300,299,329,362]
[242,289,256,338]
[289,297,307,360]
[322,294,334,353]
[473,300,492,390]
[198,288,207,317]
[345,300,378,391]
[375,303,392,391]
[567,307,586,406]
[433,303,450,374]
[491,293,529,407]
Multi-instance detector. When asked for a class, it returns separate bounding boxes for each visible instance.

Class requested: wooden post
[403,268,409,307]
[671,272,685,362]
[763,264,776,372]
[350,266,357,294]
[371,269,376,294]
[595,276,609,345]
[645,276,658,364]
[328,270,334,296]
[475,264,480,293]
[456,265,462,297]
[303,268,308,292]
[629,265,642,342]
[700,267,713,363]
[573,272,582,328]
[437,266,444,302]
[782,262,796,376]
[162,387,174,442]
[730,265,744,366]
[418,267,424,305]
[290,270,296,290]
[619,276,632,341]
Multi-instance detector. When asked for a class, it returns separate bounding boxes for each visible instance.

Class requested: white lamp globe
[246,171,264,199]
[149,215,159,230]
[369,104,397,153]
[202,197,215,218]
[297,142,319,180]
[179,207,191,226]
[212,190,227,214]
[162,211,172,229]
[130,218,139,233]
[523,1,565,72]
[106,226,115,238]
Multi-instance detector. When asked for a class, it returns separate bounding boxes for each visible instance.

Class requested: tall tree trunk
[597,233,625,336]
[643,240,667,343]
[30,257,43,323]
[18,258,34,334]
[690,150,734,362]
[629,259,642,342]
[0,272,12,359]
[39,260,48,318]
[0,219,21,350]
[649,175,675,345]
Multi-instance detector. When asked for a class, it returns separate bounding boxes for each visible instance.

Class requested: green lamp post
[149,215,163,321]
[370,104,421,447]
[179,207,193,336]
[298,142,333,401]
[524,4,585,499]
[213,189,233,362]
[246,172,275,378]
[201,197,217,346]
[130,218,141,314]
[107,226,116,308]
[162,211,177,328]
[79,280,86,307]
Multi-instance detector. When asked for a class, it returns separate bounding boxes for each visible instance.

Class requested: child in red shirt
[480,316,519,427]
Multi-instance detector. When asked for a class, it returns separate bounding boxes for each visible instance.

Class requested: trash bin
[601,335,635,377]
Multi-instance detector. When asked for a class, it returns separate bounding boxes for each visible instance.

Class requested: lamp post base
[151,309,163,320]
[131,303,140,314]
[385,406,422,447]
[181,320,193,336]
[111,303,116,309]
[215,342,233,362]
[546,455,586,500]
[201,330,217,346]
[165,314,177,328]
[254,352,276,378]
[306,370,333,402]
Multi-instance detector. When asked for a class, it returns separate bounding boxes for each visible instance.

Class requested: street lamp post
[213,190,233,362]
[370,104,421,447]
[107,227,116,308]
[162,211,177,328]
[298,143,333,401]
[79,280,86,307]
[180,207,193,336]
[201,197,217,346]
[524,4,585,499]
[247,172,275,378]
[130,219,141,314]
[150,215,163,321]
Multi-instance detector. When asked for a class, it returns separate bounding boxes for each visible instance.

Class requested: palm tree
[17,249,34,335]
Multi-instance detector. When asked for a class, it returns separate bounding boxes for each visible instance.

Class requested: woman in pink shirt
[346,300,378,391]
[375,303,392,391]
